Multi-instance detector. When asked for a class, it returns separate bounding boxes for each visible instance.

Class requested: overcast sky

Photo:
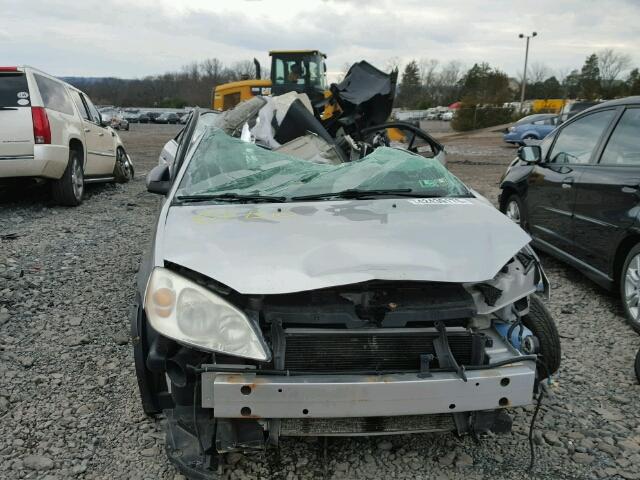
[1,0,638,81]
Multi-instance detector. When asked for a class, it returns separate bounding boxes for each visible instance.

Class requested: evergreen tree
[460,63,510,105]
[579,54,601,100]
[396,60,422,108]
[452,63,513,131]
[541,76,562,98]
[562,70,581,98]
[627,68,640,95]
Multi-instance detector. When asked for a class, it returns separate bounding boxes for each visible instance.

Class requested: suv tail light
[31,107,51,145]
[0,66,19,72]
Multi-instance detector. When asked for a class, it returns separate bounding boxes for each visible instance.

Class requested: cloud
[0,0,638,79]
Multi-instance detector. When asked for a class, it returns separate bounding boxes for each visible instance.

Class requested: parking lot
[1,123,639,480]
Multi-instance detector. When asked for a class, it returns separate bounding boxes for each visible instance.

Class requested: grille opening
[279,414,455,436]
[278,329,485,373]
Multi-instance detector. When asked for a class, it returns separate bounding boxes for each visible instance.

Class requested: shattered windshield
[175,128,470,203]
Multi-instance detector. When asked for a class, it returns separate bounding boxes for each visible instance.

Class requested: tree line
[396,48,640,110]
[66,59,259,108]
[67,49,639,111]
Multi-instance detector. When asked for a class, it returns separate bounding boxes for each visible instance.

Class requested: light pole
[519,31,537,114]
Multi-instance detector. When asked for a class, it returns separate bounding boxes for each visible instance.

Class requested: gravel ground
[1,123,639,480]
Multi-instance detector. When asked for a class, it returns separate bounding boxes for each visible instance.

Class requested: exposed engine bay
[133,245,556,477]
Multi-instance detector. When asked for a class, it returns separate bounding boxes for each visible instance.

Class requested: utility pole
[519,31,537,114]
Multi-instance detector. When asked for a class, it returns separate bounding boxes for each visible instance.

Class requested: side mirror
[146,164,171,195]
[518,145,542,164]
[98,114,109,128]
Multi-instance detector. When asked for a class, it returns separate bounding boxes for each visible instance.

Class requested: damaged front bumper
[163,327,535,477]
[155,319,542,480]
[204,365,533,419]
[203,329,534,421]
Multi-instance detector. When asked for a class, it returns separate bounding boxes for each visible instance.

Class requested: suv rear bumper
[0,145,69,179]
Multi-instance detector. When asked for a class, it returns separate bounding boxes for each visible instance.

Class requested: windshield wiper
[292,189,413,201]
[175,193,286,204]
[290,188,431,201]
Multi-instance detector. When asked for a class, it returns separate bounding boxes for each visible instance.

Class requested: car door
[81,93,116,175]
[536,117,558,138]
[571,106,640,275]
[526,108,617,256]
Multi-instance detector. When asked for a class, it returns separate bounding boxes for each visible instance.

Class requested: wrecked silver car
[132,103,561,479]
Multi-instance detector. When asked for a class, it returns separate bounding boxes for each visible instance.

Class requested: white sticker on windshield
[17,91,29,99]
[17,98,29,106]
[408,198,473,205]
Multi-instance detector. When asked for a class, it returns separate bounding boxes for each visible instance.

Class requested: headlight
[144,267,270,361]
[508,126,516,132]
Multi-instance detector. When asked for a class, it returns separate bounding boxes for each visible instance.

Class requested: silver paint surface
[159,197,531,294]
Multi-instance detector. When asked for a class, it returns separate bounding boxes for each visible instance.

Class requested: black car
[138,112,152,124]
[155,112,179,124]
[147,111,162,123]
[499,96,640,332]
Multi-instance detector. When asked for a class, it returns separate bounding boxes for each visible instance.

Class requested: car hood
[159,198,531,294]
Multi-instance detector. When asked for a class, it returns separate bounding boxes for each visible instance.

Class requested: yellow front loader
[212,50,329,111]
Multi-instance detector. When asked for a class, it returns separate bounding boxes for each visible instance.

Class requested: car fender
[519,128,540,139]
[112,130,126,152]
[66,129,86,166]
[610,223,640,280]
[499,163,535,207]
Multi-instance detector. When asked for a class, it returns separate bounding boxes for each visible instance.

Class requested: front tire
[503,193,527,230]
[113,147,134,183]
[619,244,640,333]
[51,149,84,206]
[521,295,561,379]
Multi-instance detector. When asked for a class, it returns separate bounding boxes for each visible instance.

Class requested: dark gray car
[132,102,561,479]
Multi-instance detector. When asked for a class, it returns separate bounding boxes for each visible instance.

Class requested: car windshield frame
[170,127,472,205]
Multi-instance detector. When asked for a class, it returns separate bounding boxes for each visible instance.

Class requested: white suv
[0,66,134,205]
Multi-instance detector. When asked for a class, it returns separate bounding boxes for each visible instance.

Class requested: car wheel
[521,295,561,379]
[51,149,84,206]
[619,244,640,333]
[503,194,526,229]
[113,147,134,183]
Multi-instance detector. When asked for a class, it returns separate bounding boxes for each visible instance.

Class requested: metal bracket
[418,353,434,378]
[433,321,467,382]
[271,320,286,371]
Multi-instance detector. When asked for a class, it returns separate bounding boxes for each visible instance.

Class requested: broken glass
[176,128,469,202]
